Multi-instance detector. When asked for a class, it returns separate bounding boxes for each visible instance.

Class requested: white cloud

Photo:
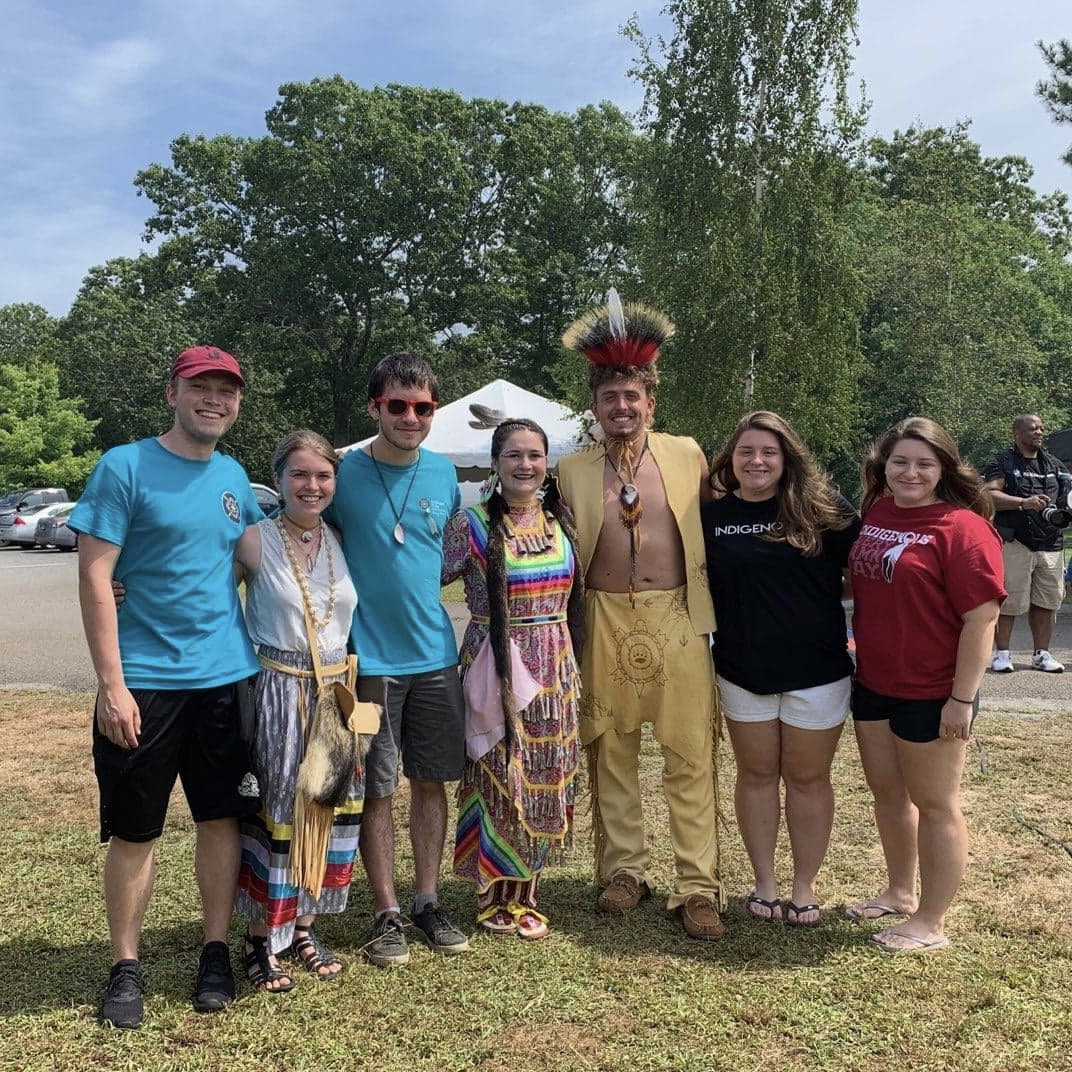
[0,199,148,315]
[2,0,1070,318]
[64,37,162,119]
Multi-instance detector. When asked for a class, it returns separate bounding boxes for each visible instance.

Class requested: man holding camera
[983,414,1070,673]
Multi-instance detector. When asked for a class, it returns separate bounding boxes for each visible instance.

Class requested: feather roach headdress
[561,288,675,368]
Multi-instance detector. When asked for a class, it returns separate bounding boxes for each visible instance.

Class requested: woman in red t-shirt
[848,417,1005,953]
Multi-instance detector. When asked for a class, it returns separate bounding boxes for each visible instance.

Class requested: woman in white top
[234,430,360,990]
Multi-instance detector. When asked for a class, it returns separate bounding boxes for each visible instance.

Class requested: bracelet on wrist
[949,694,974,705]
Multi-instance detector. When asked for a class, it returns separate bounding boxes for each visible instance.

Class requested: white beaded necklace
[275,516,338,633]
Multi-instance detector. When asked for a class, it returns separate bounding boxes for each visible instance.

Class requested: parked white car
[0,501,74,546]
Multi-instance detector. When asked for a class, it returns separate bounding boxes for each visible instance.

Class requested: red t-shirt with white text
[849,497,1005,699]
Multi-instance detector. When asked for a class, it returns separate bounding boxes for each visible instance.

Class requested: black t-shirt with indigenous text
[702,493,860,695]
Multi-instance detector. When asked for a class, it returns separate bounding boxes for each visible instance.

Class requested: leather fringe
[585,739,607,884]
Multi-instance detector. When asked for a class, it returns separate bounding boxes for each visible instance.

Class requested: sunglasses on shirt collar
[373,397,438,419]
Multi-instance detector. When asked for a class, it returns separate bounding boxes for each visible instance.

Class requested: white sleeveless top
[244,518,357,654]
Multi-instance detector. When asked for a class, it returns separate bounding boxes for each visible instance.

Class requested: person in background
[70,345,261,1028]
[982,414,1069,674]
[442,418,584,939]
[703,411,860,927]
[849,417,1004,952]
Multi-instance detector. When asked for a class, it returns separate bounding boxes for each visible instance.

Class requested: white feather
[606,287,626,338]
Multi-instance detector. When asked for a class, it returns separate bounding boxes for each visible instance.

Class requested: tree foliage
[1038,38,1072,169]
[626,0,867,458]
[135,79,639,448]
[855,124,1072,477]
[55,257,197,450]
[0,304,59,367]
[0,361,99,492]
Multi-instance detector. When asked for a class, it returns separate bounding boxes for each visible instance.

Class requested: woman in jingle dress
[234,429,361,988]
[442,418,584,939]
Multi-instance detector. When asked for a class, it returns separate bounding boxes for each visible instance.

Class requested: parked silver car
[34,502,78,550]
[0,488,70,545]
[0,500,72,546]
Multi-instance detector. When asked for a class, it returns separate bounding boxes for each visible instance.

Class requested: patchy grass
[2,690,1071,1071]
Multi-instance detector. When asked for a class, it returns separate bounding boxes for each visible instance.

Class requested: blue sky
[2,0,1070,316]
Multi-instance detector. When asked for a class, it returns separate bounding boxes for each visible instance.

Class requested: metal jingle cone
[393,522,405,545]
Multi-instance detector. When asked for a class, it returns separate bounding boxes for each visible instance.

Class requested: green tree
[0,362,100,492]
[1038,38,1072,169]
[136,79,637,447]
[626,0,867,457]
[855,124,1072,473]
[55,256,198,451]
[0,304,59,366]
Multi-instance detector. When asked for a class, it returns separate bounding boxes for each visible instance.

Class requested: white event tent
[340,378,592,502]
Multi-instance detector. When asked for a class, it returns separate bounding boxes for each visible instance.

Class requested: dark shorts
[852,680,977,744]
[357,667,465,798]
[93,680,259,843]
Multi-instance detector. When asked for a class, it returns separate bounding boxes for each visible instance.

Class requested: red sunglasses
[374,396,437,419]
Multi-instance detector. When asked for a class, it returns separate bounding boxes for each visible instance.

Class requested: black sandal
[290,923,343,981]
[243,932,295,993]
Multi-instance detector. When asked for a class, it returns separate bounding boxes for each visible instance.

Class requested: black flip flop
[785,901,822,927]
[746,891,782,922]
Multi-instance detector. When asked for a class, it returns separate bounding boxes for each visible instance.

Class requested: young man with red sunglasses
[328,352,468,966]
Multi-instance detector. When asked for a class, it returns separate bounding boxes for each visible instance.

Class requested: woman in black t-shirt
[703,411,860,927]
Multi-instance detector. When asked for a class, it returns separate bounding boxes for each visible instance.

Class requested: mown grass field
[1,689,1070,1072]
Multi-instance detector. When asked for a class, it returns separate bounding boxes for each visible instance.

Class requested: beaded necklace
[275,516,338,633]
[501,502,555,555]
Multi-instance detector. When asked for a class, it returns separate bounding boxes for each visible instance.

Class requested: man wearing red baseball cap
[170,345,246,387]
[70,344,261,1028]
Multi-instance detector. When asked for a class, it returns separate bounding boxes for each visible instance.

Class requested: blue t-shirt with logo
[328,447,460,676]
[69,438,260,690]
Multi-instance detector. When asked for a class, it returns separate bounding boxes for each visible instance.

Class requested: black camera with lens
[1040,503,1072,529]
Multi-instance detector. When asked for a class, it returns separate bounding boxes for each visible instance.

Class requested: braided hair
[484,419,585,749]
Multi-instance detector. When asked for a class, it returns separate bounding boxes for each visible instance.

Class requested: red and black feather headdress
[561,288,675,368]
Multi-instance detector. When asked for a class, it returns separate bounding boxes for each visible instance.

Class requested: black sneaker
[101,959,145,1029]
[363,913,411,968]
[410,902,470,954]
[192,941,235,1013]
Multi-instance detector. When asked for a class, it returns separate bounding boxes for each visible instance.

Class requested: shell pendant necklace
[370,443,421,545]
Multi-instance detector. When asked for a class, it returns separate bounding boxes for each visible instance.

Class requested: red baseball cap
[170,345,245,387]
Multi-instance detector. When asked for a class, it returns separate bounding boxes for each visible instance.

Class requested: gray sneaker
[364,913,410,968]
[410,902,470,954]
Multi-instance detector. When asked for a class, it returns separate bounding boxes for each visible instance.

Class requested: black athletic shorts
[851,680,977,744]
[93,679,259,843]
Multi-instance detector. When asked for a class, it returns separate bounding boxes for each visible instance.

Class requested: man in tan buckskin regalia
[557,291,725,939]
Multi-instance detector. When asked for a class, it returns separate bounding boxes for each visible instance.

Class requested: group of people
[69,299,1067,1029]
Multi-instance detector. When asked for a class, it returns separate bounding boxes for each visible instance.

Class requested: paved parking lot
[1,542,1070,713]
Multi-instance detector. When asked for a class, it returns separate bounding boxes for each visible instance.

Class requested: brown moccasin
[678,894,725,940]
[597,873,651,914]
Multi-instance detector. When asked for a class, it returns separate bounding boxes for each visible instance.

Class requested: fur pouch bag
[296,683,382,807]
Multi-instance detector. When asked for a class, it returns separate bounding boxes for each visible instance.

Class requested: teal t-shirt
[328,447,460,675]
[69,438,260,690]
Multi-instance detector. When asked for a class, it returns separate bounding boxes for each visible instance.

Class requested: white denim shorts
[717,674,851,731]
